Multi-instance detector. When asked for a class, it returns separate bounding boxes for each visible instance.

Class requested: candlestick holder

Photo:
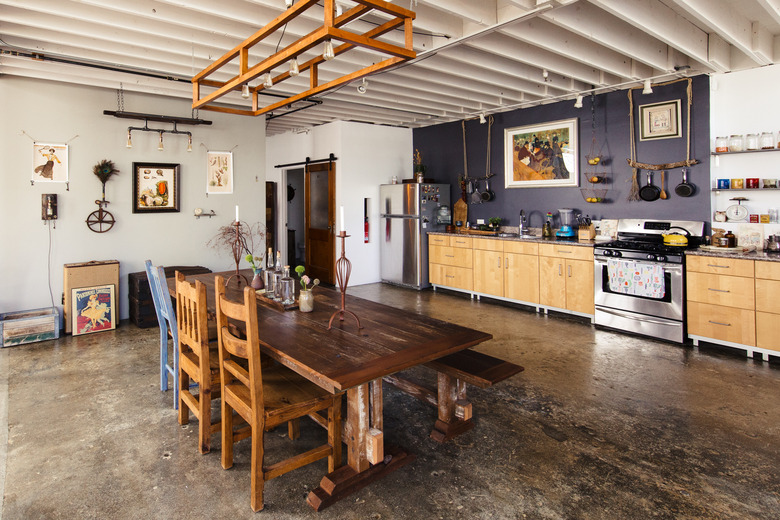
[225,220,249,287]
[328,232,362,330]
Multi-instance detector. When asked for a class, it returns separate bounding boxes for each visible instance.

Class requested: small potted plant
[488,217,502,231]
[294,265,320,312]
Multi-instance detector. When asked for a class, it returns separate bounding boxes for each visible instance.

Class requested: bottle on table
[264,247,275,295]
[280,266,295,305]
[273,251,284,301]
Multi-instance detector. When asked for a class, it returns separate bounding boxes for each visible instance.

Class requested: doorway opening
[286,168,305,269]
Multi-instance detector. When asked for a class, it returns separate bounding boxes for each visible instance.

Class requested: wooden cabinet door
[687,301,755,346]
[565,259,594,314]
[505,253,539,304]
[539,255,566,308]
[473,249,503,296]
[756,311,780,352]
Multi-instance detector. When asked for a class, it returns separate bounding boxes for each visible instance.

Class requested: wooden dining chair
[145,260,180,410]
[214,276,342,512]
[175,271,221,454]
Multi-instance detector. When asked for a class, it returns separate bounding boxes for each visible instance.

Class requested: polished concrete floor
[1,283,779,519]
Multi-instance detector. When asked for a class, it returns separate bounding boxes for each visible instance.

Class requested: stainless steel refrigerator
[380,183,451,289]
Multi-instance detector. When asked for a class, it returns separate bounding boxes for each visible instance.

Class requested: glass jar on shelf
[728,134,744,152]
[745,133,759,150]
[760,131,775,149]
[280,266,295,305]
[714,136,728,153]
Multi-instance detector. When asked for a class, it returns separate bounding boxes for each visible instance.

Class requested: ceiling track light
[479,113,486,124]
[542,69,549,81]
[241,84,250,98]
[285,0,293,7]
[642,79,653,94]
[357,77,368,94]
[289,57,299,77]
[158,131,164,151]
[126,130,132,148]
[263,72,273,89]
[323,40,335,61]
[574,95,583,109]
[187,134,193,152]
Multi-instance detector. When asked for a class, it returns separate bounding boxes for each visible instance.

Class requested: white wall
[0,76,266,321]
[266,121,412,286]
[709,65,780,237]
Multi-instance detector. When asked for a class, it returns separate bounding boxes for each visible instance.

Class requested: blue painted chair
[145,259,180,409]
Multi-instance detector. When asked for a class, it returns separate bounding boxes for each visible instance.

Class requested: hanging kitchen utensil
[659,170,668,199]
[481,177,495,202]
[471,181,483,204]
[674,168,696,197]
[480,115,496,202]
[639,171,660,201]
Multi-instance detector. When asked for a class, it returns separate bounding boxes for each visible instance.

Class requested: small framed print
[32,143,68,182]
[71,285,116,336]
[207,151,233,194]
[639,100,682,141]
[133,162,180,213]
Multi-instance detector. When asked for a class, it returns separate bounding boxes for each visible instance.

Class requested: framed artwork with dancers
[32,143,68,183]
[504,118,578,188]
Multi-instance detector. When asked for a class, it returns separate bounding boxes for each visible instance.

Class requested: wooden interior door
[305,162,335,284]
[265,181,277,254]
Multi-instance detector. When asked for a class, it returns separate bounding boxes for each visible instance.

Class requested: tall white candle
[340,206,345,232]
[235,205,239,222]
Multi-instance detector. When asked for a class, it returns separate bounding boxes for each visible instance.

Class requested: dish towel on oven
[607,259,666,299]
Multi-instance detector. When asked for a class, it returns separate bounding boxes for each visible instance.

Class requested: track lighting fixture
[158,131,164,151]
[126,130,132,148]
[357,77,368,94]
[542,69,549,81]
[241,84,250,98]
[642,79,653,94]
[323,40,335,61]
[263,72,273,89]
[285,0,293,7]
[187,134,193,152]
[574,95,583,109]
[289,57,299,77]
[479,113,486,124]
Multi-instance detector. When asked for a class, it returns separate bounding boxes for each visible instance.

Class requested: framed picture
[32,143,68,182]
[504,118,578,188]
[132,162,180,213]
[71,284,116,336]
[639,100,682,141]
[207,151,233,194]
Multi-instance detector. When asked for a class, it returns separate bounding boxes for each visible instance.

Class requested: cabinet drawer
[472,237,503,251]
[755,277,780,313]
[503,241,539,255]
[428,234,449,246]
[754,260,780,281]
[429,245,472,268]
[687,301,755,346]
[538,243,593,261]
[686,272,755,309]
[756,312,780,352]
[686,256,754,277]
[429,264,472,291]
[449,236,472,249]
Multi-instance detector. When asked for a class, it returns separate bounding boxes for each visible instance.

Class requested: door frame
[305,161,336,285]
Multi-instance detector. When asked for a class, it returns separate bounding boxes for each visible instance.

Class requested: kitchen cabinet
[754,261,780,354]
[538,243,594,315]
[473,238,503,296]
[504,242,539,305]
[429,235,473,292]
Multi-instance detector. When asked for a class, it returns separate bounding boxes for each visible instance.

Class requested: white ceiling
[2,0,779,136]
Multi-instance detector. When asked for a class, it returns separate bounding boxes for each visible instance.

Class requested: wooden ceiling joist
[192,0,416,117]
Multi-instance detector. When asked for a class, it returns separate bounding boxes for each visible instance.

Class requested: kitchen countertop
[685,248,780,262]
[427,231,596,247]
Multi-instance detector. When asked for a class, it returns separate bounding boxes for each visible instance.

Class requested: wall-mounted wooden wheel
[86,207,115,233]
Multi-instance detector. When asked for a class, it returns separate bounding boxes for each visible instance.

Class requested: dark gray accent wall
[413,75,710,230]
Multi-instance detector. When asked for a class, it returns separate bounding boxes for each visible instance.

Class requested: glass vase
[251,270,264,290]
[280,266,295,305]
[299,289,314,312]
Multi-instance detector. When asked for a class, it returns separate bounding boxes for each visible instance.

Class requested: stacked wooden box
[128,266,212,328]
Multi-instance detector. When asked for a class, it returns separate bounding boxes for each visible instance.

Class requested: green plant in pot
[488,217,502,230]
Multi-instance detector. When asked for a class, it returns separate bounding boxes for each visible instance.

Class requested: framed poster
[207,151,233,194]
[504,118,578,188]
[32,143,68,182]
[639,100,682,141]
[71,284,116,335]
[133,162,180,213]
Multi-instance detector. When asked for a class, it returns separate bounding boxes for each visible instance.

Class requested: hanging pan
[674,168,696,197]
[481,178,495,202]
[639,171,661,201]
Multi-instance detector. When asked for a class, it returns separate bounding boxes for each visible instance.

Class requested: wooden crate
[63,260,120,334]
[0,308,60,347]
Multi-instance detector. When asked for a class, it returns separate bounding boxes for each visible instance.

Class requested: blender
[556,208,576,239]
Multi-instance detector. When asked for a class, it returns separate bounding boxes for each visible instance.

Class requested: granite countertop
[428,231,596,247]
[685,248,780,262]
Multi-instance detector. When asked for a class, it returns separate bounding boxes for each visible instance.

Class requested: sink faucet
[519,210,527,235]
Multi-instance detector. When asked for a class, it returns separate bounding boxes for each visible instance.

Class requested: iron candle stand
[328,232,362,330]
[225,220,249,288]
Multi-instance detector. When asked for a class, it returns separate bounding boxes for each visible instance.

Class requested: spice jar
[715,136,728,153]
[746,133,759,150]
[725,231,737,248]
[760,131,775,149]
[728,134,744,152]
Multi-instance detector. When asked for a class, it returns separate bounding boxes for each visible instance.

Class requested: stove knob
[646,254,656,261]
[613,251,622,258]
[602,250,613,257]
[655,255,666,262]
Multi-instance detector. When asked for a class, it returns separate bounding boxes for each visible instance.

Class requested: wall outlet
[476,218,485,225]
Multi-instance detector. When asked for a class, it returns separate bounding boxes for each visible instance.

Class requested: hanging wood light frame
[192,0,416,117]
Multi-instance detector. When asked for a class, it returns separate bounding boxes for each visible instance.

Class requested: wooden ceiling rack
[192,0,416,118]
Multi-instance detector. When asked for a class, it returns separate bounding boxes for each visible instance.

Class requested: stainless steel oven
[593,219,704,343]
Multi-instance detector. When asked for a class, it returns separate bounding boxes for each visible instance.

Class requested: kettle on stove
[765,234,780,253]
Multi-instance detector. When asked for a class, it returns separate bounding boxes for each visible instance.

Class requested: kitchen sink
[498,233,536,239]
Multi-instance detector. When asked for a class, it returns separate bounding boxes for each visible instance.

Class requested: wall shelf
[711,148,780,156]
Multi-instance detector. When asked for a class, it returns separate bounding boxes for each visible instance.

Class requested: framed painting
[32,143,68,182]
[133,162,180,213]
[639,100,681,141]
[207,151,233,194]
[71,284,116,336]
[504,118,578,188]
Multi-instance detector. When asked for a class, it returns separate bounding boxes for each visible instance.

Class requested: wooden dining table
[168,269,492,510]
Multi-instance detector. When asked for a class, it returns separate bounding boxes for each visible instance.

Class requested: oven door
[594,256,684,321]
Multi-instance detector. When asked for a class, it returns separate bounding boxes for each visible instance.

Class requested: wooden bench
[384,349,524,442]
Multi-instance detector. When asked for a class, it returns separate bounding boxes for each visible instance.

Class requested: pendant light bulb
[158,131,164,151]
[289,57,299,77]
[241,84,250,98]
[323,40,335,61]
[574,95,583,109]
[187,134,193,152]
[263,73,273,89]
[642,79,653,94]
[126,130,132,148]
[285,0,293,7]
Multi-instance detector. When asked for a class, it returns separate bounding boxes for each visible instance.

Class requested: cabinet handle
[707,264,730,269]
[455,240,466,244]
[445,254,455,258]
[568,265,572,277]
[707,288,730,293]
[446,275,455,279]
[557,249,573,254]
[558,264,563,276]
[708,320,731,327]
[497,257,501,268]
[505,257,509,270]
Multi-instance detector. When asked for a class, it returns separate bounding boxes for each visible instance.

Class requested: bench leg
[430,374,474,443]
